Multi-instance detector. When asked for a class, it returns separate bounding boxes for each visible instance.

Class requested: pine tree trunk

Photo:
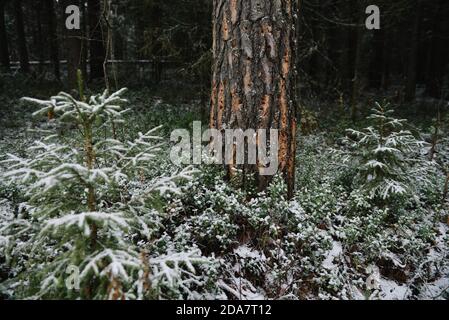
[88,0,105,81]
[62,0,82,89]
[424,0,448,98]
[210,0,299,198]
[35,0,45,74]
[134,4,145,60]
[405,1,421,102]
[369,29,384,89]
[44,0,60,79]
[381,32,391,90]
[0,0,10,71]
[14,0,30,73]
[350,6,364,122]
[80,3,88,79]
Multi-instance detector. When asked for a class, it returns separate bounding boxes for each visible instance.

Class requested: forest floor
[1,77,448,300]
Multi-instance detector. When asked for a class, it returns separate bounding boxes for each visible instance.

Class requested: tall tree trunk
[0,0,10,71]
[210,0,299,198]
[425,0,448,98]
[14,0,30,73]
[350,4,364,122]
[80,3,88,79]
[309,0,325,92]
[44,0,60,79]
[405,2,422,102]
[35,0,45,74]
[369,29,384,89]
[134,2,145,60]
[62,0,82,89]
[381,31,391,91]
[87,0,105,81]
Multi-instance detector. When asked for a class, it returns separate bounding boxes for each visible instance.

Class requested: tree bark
[210,0,299,198]
[405,1,422,102]
[14,0,30,73]
[134,7,145,60]
[80,3,88,79]
[44,0,60,79]
[369,29,385,89]
[0,0,10,71]
[62,0,83,89]
[424,0,448,98]
[350,3,364,122]
[34,0,45,74]
[87,0,105,81]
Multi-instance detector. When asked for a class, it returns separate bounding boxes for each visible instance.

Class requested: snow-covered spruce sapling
[343,103,429,205]
[1,88,197,299]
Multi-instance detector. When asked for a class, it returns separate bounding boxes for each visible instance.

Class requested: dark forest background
[0,0,448,116]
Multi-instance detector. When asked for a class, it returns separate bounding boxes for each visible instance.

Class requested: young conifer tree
[0,86,206,299]
[344,103,430,204]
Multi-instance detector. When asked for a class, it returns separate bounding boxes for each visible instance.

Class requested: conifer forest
[0,0,449,303]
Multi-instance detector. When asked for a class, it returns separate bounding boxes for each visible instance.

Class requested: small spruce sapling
[1,86,197,299]
[344,102,429,205]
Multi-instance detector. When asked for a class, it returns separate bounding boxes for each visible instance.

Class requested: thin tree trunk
[369,29,384,89]
[62,0,82,89]
[88,0,105,81]
[425,0,447,98]
[210,0,299,198]
[80,3,88,79]
[35,0,45,74]
[381,32,391,90]
[134,5,145,60]
[350,7,364,122]
[44,0,60,79]
[405,1,421,102]
[0,0,10,71]
[14,0,30,73]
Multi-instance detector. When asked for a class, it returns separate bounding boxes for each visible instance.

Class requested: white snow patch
[378,278,409,300]
[234,245,266,261]
[323,241,342,269]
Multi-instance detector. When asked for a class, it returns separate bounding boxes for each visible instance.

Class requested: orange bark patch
[217,81,225,129]
[279,80,288,130]
[259,94,271,127]
[282,47,290,78]
[278,79,289,171]
[222,11,230,41]
[231,86,242,114]
[210,81,217,128]
[286,0,292,17]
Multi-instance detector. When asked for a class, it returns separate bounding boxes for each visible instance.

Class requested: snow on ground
[378,277,409,300]
[417,222,449,300]
[420,276,449,300]
[322,241,343,270]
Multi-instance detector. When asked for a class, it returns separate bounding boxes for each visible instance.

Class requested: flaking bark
[210,0,299,198]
